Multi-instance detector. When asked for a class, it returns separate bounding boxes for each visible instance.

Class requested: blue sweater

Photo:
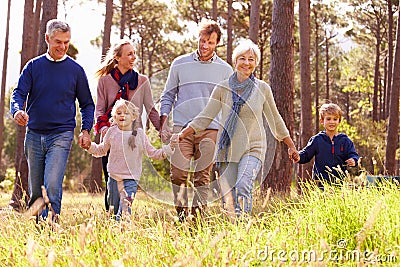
[298,131,360,181]
[10,54,94,134]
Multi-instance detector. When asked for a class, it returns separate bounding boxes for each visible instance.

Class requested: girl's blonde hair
[111,99,140,149]
[95,39,135,77]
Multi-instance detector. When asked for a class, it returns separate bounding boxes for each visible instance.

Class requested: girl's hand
[161,128,172,143]
[170,133,179,148]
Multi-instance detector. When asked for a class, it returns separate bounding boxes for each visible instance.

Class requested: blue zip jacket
[10,54,94,134]
[298,131,360,181]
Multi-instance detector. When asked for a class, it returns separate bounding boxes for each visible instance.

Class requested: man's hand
[160,115,172,143]
[13,110,29,126]
[79,130,91,150]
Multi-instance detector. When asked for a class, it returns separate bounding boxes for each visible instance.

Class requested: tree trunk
[38,0,58,55]
[259,44,265,80]
[298,0,313,184]
[249,0,260,44]
[32,0,42,56]
[212,0,217,21]
[88,0,114,193]
[0,0,11,170]
[372,33,381,122]
[21,0,35,67]
[385,1,400,175]
[102,0,113,57]
[140,38,145,74]
[385,0,394,119]
[120,0,126,38]
[10,0,36,211]
[262,0,295,195]
[325,30,329,100]
[86,134,103,193]
[227,0,233,65]
[314,9,320,134]
[248,0,274,185]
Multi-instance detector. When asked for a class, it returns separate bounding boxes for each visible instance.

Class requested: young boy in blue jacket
[294,103,360,189]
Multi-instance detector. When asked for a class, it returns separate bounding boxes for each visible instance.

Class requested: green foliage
[140,127,171,192]
[338,119,358,142]
[122,0,188,77]
[172,0,214,24]
[0,168,15,191]
[343,117,387,175]
[2,113,16,167]
[0,181,399,266]
[344,0,388,46]
[2,88,16,168]
[66,43,79,60]
[335,44,388,175]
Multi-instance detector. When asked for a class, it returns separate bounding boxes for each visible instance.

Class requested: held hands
[13,110,29,126]
[161,126,172,144]
[288,147,300,162]
[282,137,300,163]
[159,115,172,143]
[169,133,179,149]
[79,130,91,150]
[169,127,194,148]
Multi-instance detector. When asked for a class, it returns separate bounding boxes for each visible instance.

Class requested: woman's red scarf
[94,68,138,134]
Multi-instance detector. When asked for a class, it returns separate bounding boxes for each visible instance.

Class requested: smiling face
[320,114,341,135]
[197,32,218,61]
[115,44,136,74]
[235,50,257,81]
[113,106,137,131]
[46,30,71,60]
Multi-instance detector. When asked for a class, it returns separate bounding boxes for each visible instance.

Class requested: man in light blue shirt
[160,19,233,221]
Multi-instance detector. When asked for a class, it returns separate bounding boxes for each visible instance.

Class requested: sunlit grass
[0,180,399,266]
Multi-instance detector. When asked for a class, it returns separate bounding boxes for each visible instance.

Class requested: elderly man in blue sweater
[10,19,94,221]
[160,19,233,221]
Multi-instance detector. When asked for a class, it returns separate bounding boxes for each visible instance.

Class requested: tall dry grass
[0,179,399,266]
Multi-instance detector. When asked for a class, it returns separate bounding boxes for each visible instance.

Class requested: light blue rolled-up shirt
[160,51,233,129]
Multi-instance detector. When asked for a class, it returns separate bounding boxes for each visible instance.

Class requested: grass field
[0,180,399,266]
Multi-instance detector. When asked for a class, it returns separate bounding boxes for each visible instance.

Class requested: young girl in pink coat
[86,99,174,220]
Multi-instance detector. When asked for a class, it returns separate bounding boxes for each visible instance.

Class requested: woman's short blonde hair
[232,39,261,67]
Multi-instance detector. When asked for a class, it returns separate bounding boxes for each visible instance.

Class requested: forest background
[0,0,399,207]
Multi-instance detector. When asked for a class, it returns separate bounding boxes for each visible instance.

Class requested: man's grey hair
[46,19,70,37]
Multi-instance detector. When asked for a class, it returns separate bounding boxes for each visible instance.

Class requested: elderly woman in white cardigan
[172,39,299,217]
